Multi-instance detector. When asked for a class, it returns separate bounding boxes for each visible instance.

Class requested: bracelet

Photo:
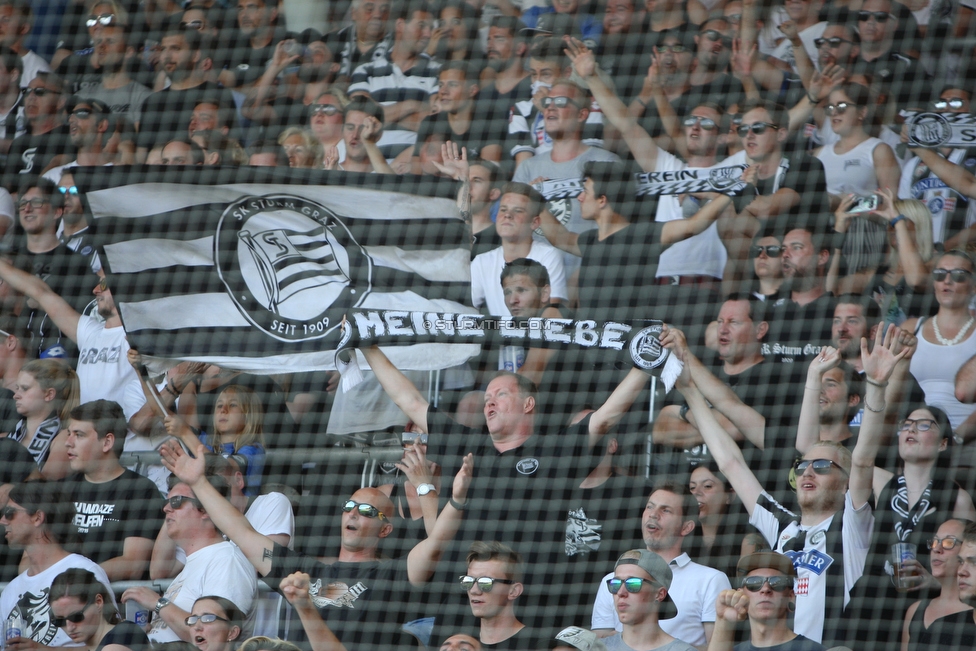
[679,404,691,423]
[865,377,888,388]
[890,214,907,228]
[864,398,886,413]
[637,97,649,108]
[807,91,820,104]
[167,379,180,394]
[450,497,467,511]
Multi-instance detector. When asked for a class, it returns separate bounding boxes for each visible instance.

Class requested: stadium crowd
[1,0,976,649]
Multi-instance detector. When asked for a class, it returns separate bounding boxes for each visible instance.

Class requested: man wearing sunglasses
[4,73,73,190]
[55,171,96,269]
[160,438,475,651]
[851,0,926,107]
[41,96,113,185]
[708,553,822,651]
[121,474,257,646]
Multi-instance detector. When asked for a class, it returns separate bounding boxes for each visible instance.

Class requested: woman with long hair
[686,463,751,579]
[9,359,80,479]
[49,568,149,651]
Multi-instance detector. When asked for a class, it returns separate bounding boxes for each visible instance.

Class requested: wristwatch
[154,598,170,615]
[416,483,436,496]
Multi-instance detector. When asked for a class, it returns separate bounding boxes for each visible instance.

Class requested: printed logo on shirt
[784,549,834,575]
[516,457,540,474]
[73,502,119,531]
[565,506,602,556]
[309,579,368,608]
[843,159,862,170]
[795,577,810,595]
[79,345,122,365]
[13,590,58,644]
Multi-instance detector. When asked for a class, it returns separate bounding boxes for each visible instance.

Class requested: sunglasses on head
[657,44,688,53]
[342,500,388,520]
[58,186,79,195]
[900,418,938,432]
[162,495,202,512]
[794,458,847,475]
[683,116,717,130]
[927,535,961,550]
[825,102,855,116]
[934,98,966,110]
[858,10,891,21]
[932,268,973,283]
[53,599,94,628]
[701,29,732,47]
[311,104,341,116]
[741,575,792,592]
[814,37,852,48]
[86,14,115,27]
[542,95,582,109]
[736,122,779,137]
[23,87,58,97]
[458,575,515,592]
[750,244,782,258]
[185,613,230,626]
[606,577,655,594]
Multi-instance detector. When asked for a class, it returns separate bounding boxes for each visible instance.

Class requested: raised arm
[797,347,844,454]
[407,453,473,585]
[588,367,651,447]
[394,443,440,536]
[0,258,80,341]
[909,147,976,199]
[159,440,276,576]
[360,345,431,432]
[707,589,749,651]
[660,194,734,246]
[851,325,910,509]
[537,206,581,256]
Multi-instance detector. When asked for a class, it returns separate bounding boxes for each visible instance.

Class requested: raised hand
[659,324,691,362]
[715,588,750,622]
[861,323,911,385]
[280,572,315,609]
[807,63,845,103]
[159,438,207,485]
[564,36,597,78]
[323,145,339,170]
[808,346,843,378]
[730,38,756,80]
[395,443,435,488]
[452,453,474,504]
[430,141,468,180]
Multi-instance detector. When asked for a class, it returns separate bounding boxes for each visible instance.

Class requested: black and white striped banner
[900,111,976,148]
[74,167,479,374]
[533,165,750,201]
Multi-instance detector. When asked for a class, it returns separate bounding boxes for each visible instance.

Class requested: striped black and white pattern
[73,167,479,375]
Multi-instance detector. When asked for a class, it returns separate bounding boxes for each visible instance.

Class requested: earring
[787,601,796,613]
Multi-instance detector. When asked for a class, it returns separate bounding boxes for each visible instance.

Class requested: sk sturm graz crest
[629,321,670,371]
[215,194,373,342]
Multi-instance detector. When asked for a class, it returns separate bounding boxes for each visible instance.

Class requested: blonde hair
[208,384,265,452]
[238,637,301,651]
[21,359,79,423]
[894,199,934,262]
[809,440,853,474]
[277,127,323,168]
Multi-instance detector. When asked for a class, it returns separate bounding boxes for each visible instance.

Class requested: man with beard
[477,15,530,148]
[219,0,288,89]
[4,73,73,190]
[42,97,114,183]
[55,171,97,271]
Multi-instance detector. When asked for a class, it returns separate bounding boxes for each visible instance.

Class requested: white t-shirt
[246,493,296,548]
[470,240,568,316]
[653,149,729,280]
[148,541,257,643]
[75,315,147,421]
[769,22,827,73]
[0,554,113,647]
[749,491,874,643]
[19,51,51,89]
[591,552,730,647]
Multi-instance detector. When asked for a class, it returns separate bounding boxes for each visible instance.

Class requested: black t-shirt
[852,50,928,107]
[0,388,20,435]
[4,125,75,191]
[218,27,289,87]
[763,293,835,365]
[264,543,419,650]
[735,152,829,227]
[474,76,532,152]
[136,83,238,150]
[96,621,151,651]
[471,223,500,260]
[412,110,500,161]
[60,469,164,572]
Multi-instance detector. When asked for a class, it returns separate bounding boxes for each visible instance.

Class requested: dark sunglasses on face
[657,44,688,53]
[58,186,79,195]
[934,98,966,110]
[814,37,852,48]
[459,575,515,592]
[900,418,938,432]
[606,577,654,594]
[311,104,341,116]
[162,495,202,512]
[53,599,93,628]
[342,500,388,520]
[741,575,792,592]
[750,244,783,258]
[794,458,847,475]
[858,10,890,21]
[825,102,855,116]
[542,96,581,109]
[702,29,732,47]
[180,20,204,29]
[23,87,59,97]
[932,268,973,283]
[683,116,717,130]
[1,505,25,520]
[737,121,778,137]
[185,614,230,626]
[86,14,115,27]
[927,536,961,550]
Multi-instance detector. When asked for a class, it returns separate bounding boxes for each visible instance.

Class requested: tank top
[816,137,884,196]
[907,599,975,651]
[909,317,976,428]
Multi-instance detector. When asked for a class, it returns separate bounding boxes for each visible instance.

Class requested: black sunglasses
[932,268,973,283]
[701,29,732,47]
[606,577,654,594]
[23,87,59,97]
[934,98,966,110]
[542,96,582,109]
[794,458,848,476]
[741,576,792,592]
[737,122,779,137]
[683,116,717,130]
[459,575,515,592]
[857,10,891,21]
[162,495,203,512]
[342,500,388,520]
[814,37,852,48]
[53,599,94,628]
[1,505,25,520]
[311,104,342,116]
[185,613,230,626]
[927,536,962,551]
[750,245,782,258]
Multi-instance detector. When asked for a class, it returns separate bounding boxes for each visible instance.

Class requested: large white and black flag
[73,167,479,374]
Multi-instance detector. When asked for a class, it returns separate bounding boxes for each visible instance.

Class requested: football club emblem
[630,322,670,371]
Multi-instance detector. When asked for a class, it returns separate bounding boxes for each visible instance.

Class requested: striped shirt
[348,54,441,106]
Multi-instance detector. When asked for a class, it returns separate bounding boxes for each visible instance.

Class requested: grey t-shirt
[604,634,698,651]
[88,81,154,127]
[512,146,620,273]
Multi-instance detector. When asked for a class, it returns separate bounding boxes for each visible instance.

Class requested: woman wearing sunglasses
[748,231,785,301]
[185,597,243,651]
[901,518,974,651]
[49,568,149,651]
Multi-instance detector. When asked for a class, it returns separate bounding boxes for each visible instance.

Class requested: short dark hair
[246,138,290,166]
[345,95,385,125]
[583,161,635,210]
[499,181,544,217]
[500,257,550,288]
[163,18,202,50]
[739,98,789,131]
[835,293,882,328]
[528,36,567,64]
[650,479,699,525]
[397,0,430,22]
[488,14,526,39]
[962,520,976,546]
[164,137,206,164]
[721,291,768,325]
[68,400,127,458]
[8,481,78,546]
[18,176,60,204]
[467,540,524,583]
[441,60,476,83]
[193,596,244,629]
[489,370,538,404]
[468,156,501,185]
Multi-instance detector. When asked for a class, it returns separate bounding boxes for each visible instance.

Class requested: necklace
[932,314,975,345]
